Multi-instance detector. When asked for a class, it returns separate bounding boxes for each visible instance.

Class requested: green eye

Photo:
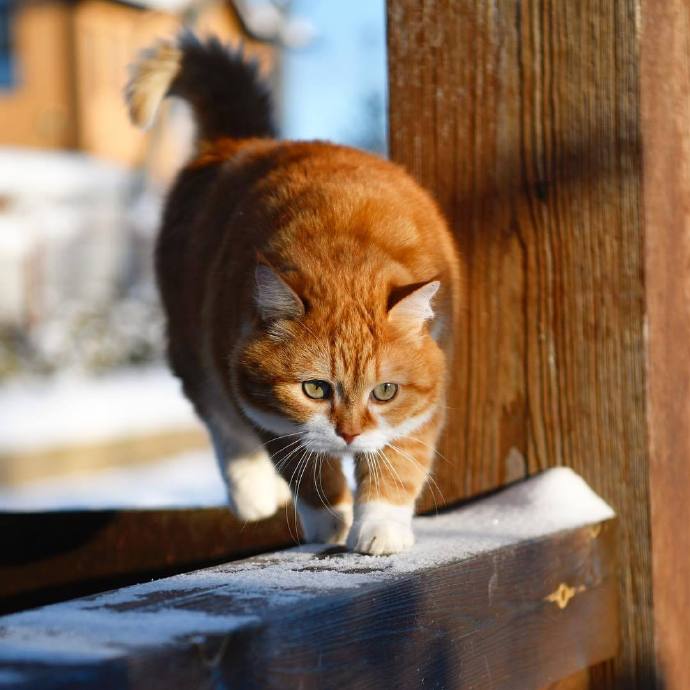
[302,380,333,400]
[372,382,398,402]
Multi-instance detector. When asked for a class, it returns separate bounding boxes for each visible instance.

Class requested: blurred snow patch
[0,147,165,378]
[0,148,128,202]
[0,449,225,511]
[0,148,131,328]
[0,366,201,454]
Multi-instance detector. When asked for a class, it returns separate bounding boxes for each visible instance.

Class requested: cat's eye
[302,380,333,400]
[372,382,398,402]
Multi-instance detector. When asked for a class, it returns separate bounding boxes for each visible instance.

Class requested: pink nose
[339,431,360,445]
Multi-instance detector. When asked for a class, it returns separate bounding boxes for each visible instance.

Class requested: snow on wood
[0,467,615,687]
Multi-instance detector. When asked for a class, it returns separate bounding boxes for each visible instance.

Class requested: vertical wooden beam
[387,2,653,687]
[642,3,690,689]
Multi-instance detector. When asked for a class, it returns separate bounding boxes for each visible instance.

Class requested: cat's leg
[348,418,441,556]
[272,449,353,544]
[205,404,292,522]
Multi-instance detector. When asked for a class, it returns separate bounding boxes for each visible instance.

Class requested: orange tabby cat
[127,34,461,555]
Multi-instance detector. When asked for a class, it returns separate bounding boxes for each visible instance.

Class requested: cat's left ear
[387,280,440,334]
[254,263,305,322]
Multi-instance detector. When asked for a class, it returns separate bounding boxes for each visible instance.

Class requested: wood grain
[541,670,589,690]
[543,669,589,690]
[641,2,690,689]
[387,2,652,687]
[0,506,299,614]
[0,517,618,690]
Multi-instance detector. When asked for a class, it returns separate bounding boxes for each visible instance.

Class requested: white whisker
[293,448,312,533]
[312,449,340,520]
[368,451,381,497]
[285,447,309,545]
[273,438,305,473]
[376,448,406,495]
[406,436,451,465]
[264,430,304,444]
[387,442,444,512]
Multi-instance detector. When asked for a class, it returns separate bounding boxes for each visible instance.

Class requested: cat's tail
[125,32,274,140]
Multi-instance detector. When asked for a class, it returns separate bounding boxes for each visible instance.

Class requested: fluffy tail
[125,32,275,140]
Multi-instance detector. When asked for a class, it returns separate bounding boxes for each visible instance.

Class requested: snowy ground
[0,449,227,511]
[0,449,356,512]
[0,365,229,511]
[0,364,357,511]
[0,366,200,454]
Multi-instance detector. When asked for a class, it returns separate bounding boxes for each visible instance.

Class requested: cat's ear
[387,280,440,334]
[254,263,305,322]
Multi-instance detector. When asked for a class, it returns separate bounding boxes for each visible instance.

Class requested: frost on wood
[0,468,614,673]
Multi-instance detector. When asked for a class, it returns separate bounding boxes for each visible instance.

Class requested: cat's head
[234,262,446,457]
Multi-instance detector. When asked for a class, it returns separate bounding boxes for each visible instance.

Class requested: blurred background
[0,0,386,510]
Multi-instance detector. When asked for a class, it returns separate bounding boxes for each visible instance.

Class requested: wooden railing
[1,3,687,688]
[0,470,617,690]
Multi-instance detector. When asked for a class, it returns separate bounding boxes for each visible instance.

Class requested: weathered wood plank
[0,506,299,614]
[641,3,690,689]
[387,2,650,687]
[0,469,617,690]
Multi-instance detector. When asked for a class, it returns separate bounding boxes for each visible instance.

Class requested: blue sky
[280,0,387,153]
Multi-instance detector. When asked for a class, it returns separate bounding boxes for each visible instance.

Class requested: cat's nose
[338,431,360,445]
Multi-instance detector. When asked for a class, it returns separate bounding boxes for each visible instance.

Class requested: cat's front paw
[347,520,414,555]
[225,452,291,522]
[347,502,415,556]
[298,502,353,545]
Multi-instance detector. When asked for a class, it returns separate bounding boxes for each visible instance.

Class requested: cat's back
[157,139,461,371]
[233,140,462,328]
[161,138,457,289]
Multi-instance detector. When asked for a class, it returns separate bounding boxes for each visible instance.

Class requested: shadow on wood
[0,469,618,690]
[387,2,650,688]
[0,506,300,615]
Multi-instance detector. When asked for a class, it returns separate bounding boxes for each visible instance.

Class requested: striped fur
[127,36,462,554]
[126,32,274,138]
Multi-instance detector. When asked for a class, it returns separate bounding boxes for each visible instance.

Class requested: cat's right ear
[254,264,305,322]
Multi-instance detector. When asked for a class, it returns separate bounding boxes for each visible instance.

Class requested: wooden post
[641,3,690,689]
[387,2,655,687]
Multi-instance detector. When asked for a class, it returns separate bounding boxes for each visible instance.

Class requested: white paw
[346,502,415,556]
[274,472,293,507]
[224,452,290,522]
[298,502,353,545]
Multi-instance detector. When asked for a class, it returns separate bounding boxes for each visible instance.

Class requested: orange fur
[132,36,461,554]
[162,138,459,537]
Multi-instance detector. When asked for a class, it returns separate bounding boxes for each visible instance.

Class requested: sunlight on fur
[126,33,461,555]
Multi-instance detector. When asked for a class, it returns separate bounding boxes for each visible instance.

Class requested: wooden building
[0,0,272,168]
